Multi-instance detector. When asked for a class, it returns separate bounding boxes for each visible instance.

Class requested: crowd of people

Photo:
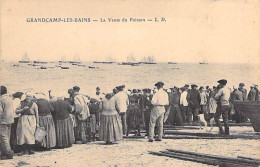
[0,80,259,160]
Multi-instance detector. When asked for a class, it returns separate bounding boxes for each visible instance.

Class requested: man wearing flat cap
[139,88,153,136]
[186,84,201,124]
[72,86,90,143]
[214,79,231,135]
[148,82,169,142]
[238,83,247,101]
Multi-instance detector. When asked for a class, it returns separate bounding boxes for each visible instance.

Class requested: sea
[0,61,259,97]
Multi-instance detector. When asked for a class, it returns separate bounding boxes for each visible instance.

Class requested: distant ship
[19,53,30,63]
[33,61,48,64]
[168,62,177,64]
[139,56,156,64]
[199,58,208,64]
[69,55,81,64]
[59,56,68,63]
[93,56,116,64]
[120,55,140,66]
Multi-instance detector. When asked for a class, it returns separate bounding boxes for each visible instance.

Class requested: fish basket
[35,126,47,142]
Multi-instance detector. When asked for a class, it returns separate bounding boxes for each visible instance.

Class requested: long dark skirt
[99,114,123,143]
[39,115,56,148]
[55,117,75,148]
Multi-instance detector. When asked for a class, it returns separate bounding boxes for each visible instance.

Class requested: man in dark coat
[167,87,183,126]
[139,89,153,136]
[187,84,201,123]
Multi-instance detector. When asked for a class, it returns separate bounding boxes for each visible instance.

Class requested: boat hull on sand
[234,101,260,132]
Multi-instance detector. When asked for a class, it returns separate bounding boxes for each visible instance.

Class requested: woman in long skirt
[99,94,123,144]
[16,93,39,156]
[52,96,75,148]
[35,93,56,150]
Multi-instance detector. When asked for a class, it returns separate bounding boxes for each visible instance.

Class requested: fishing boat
[88,66,99,69]
[59,56,68,63]
[93,56,116,64]
[33,61,48,64]
[168,62,177,64]
[139,56,156,64]
[78,64,86,67]
[233,101,260,132]
[40,66,47,69]
[199,58,208,64]
[69,54,81,64]
[19,53,30,63]
[61,66,69,69]
[120,55,140,66]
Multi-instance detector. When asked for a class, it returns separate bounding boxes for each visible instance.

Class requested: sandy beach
[1,126,259,167]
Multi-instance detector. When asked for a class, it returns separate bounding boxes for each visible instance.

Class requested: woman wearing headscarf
[16,92,39,155]
[51,96,75,148]
[99,93,123,144]
[35,93,56,150]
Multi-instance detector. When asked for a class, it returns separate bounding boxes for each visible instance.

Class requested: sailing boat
[143,56,156,64]
[59,56,68,63]
[199,58,208,64]
[94,56,116,64]
[19,53,30,63]
[120,55,140,66]
[70,54,81,65]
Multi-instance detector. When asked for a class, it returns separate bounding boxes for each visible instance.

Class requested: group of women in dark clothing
[7,89,125,158]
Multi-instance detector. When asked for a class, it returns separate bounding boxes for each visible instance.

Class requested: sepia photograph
[0,0,259,166]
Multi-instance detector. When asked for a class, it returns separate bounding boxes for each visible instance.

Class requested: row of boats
[17,53,208,69]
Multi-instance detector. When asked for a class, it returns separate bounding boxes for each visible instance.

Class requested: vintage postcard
[0,0,259,166]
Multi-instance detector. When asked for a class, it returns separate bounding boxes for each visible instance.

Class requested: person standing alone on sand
[214,79,231,135]
[148,82,169,142]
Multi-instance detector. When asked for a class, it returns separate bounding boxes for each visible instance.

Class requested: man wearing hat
[139,88,153,136]
[248,85,257,101]
[72,86,90,143]
[214,79,231,135]
[167,87,183,126]
[187,84,201,124]
[180,87,189,123]
[114,85,129,135]
[237,83,248,122]
[238,83,247,101]
[148,82,169,142]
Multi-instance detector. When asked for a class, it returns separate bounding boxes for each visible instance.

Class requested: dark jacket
[187,89,201,108]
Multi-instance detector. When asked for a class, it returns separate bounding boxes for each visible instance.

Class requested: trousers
[149,106,165,140]
[119,112,127,135]
[0,124,13,158]
[180,105,188,123]
[187,106,200,123]
[214,105,230,134]
[144,109,151,135]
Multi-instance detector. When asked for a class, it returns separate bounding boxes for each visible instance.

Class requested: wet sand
[1,127,259,167]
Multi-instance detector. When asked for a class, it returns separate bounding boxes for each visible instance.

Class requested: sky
[1,0,260,63]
